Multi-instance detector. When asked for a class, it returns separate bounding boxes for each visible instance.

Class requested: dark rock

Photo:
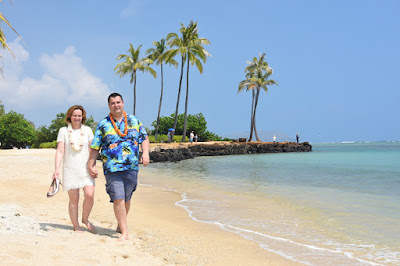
[149,142,312,163]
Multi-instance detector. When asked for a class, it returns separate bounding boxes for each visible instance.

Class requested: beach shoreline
[0,149,300,265]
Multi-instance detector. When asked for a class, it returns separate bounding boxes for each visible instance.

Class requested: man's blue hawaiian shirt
[91,114,148,174]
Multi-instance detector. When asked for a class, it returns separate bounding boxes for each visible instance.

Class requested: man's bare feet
[82,220,95,231]
[118,233,129,241]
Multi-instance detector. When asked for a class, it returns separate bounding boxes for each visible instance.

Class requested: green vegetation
[39,141,57,149]
[0,111,36,148]
[148,134,187,143]
[115,43,156,115]
[238,53,278,142]
[0,100,5,116]
[150,113,224,141]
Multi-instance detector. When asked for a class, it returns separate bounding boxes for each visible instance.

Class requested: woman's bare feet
[73,226,84,233]
[82,220,95,231]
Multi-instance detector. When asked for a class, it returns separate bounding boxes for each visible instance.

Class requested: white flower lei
[67,123,85,152]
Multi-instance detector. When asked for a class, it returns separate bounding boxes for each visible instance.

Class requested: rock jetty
[149,142,312,163]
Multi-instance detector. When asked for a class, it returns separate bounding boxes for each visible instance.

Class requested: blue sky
[1,0,399,143]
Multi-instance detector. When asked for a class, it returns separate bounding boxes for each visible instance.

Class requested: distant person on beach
[194,134,198,143]
[273,135,276,143]
[296,133,300,144]
[88,92,149,241]
[167,131,172,143]
[52,105,95,232]
[189,131,194,144]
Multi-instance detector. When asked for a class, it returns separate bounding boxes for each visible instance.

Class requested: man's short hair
[108,93,124,103]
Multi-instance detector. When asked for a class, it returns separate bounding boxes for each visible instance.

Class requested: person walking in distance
[88,93,150,241]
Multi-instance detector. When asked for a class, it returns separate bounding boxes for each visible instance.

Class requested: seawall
[149,142,312,163]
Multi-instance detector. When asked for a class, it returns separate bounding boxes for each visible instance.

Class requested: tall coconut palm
[146,39,178,141]
[238,53,278,142]
[114,43,156,115]
[165,21,210,142]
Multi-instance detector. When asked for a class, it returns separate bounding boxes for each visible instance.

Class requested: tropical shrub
[39,141,57,149]
[0,111,37,148]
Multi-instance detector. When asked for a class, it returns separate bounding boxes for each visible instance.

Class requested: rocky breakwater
[149,142,312,163]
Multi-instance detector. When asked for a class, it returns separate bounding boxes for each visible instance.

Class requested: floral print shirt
[91,114,148,174]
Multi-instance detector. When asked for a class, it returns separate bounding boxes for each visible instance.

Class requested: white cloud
[0,39,111,125]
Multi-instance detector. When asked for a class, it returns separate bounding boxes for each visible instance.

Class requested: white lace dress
[57,125,95,190]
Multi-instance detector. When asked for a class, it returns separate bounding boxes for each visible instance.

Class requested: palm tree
[114,43,156,115]
[0,2,20,77]
[165,21,210,142]
[146,39,178,141]
[238,53,278,142]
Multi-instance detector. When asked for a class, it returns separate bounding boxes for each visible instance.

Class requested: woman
[52,105,95,232]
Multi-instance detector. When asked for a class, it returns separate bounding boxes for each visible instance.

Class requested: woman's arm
[52,141,64,179]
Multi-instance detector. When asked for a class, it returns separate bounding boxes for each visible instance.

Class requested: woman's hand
[88,166,98,178]
[52,169,60,180]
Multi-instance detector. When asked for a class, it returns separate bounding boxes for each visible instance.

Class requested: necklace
[109,111,128,137]
[68,123,85,151]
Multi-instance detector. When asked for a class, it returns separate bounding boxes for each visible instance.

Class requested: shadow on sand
[39,223,118,238]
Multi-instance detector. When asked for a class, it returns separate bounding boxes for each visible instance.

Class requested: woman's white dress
[57,125,95,190]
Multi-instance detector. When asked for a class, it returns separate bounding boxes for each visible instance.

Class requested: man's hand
[141,152,150,167]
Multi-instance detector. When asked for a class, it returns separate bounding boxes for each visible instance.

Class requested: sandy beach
[0,148,300,265]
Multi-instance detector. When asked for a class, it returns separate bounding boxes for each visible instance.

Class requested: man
[88,92,150,241]
[296,133,300,144]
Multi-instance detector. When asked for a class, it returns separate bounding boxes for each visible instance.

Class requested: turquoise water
[140,142,400,265]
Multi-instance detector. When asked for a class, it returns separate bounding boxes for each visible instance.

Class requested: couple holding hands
[51,92,149,241]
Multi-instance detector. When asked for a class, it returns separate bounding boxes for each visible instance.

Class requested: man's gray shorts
[105,170,138,203]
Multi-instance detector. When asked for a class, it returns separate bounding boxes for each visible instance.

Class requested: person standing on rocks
[296,133,300,144]
[88,92,150,241]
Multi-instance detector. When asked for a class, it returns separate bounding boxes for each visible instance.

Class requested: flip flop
[47,178,62,198]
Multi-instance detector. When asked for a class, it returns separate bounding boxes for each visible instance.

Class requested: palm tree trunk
[252,88,261,141]
[133,71,137,115]
[181,57,190,142]
[172,56,185,137]
[248,90,255,142]
[154,64,164,141]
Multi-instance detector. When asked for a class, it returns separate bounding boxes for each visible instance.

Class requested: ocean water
[139,142,400,265]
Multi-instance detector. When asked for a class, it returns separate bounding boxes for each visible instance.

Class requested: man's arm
[88,148,99,178]
[141,138,150,167]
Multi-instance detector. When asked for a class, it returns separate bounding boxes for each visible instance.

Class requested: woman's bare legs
[82,185,95,231]
[68,189,83,232]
